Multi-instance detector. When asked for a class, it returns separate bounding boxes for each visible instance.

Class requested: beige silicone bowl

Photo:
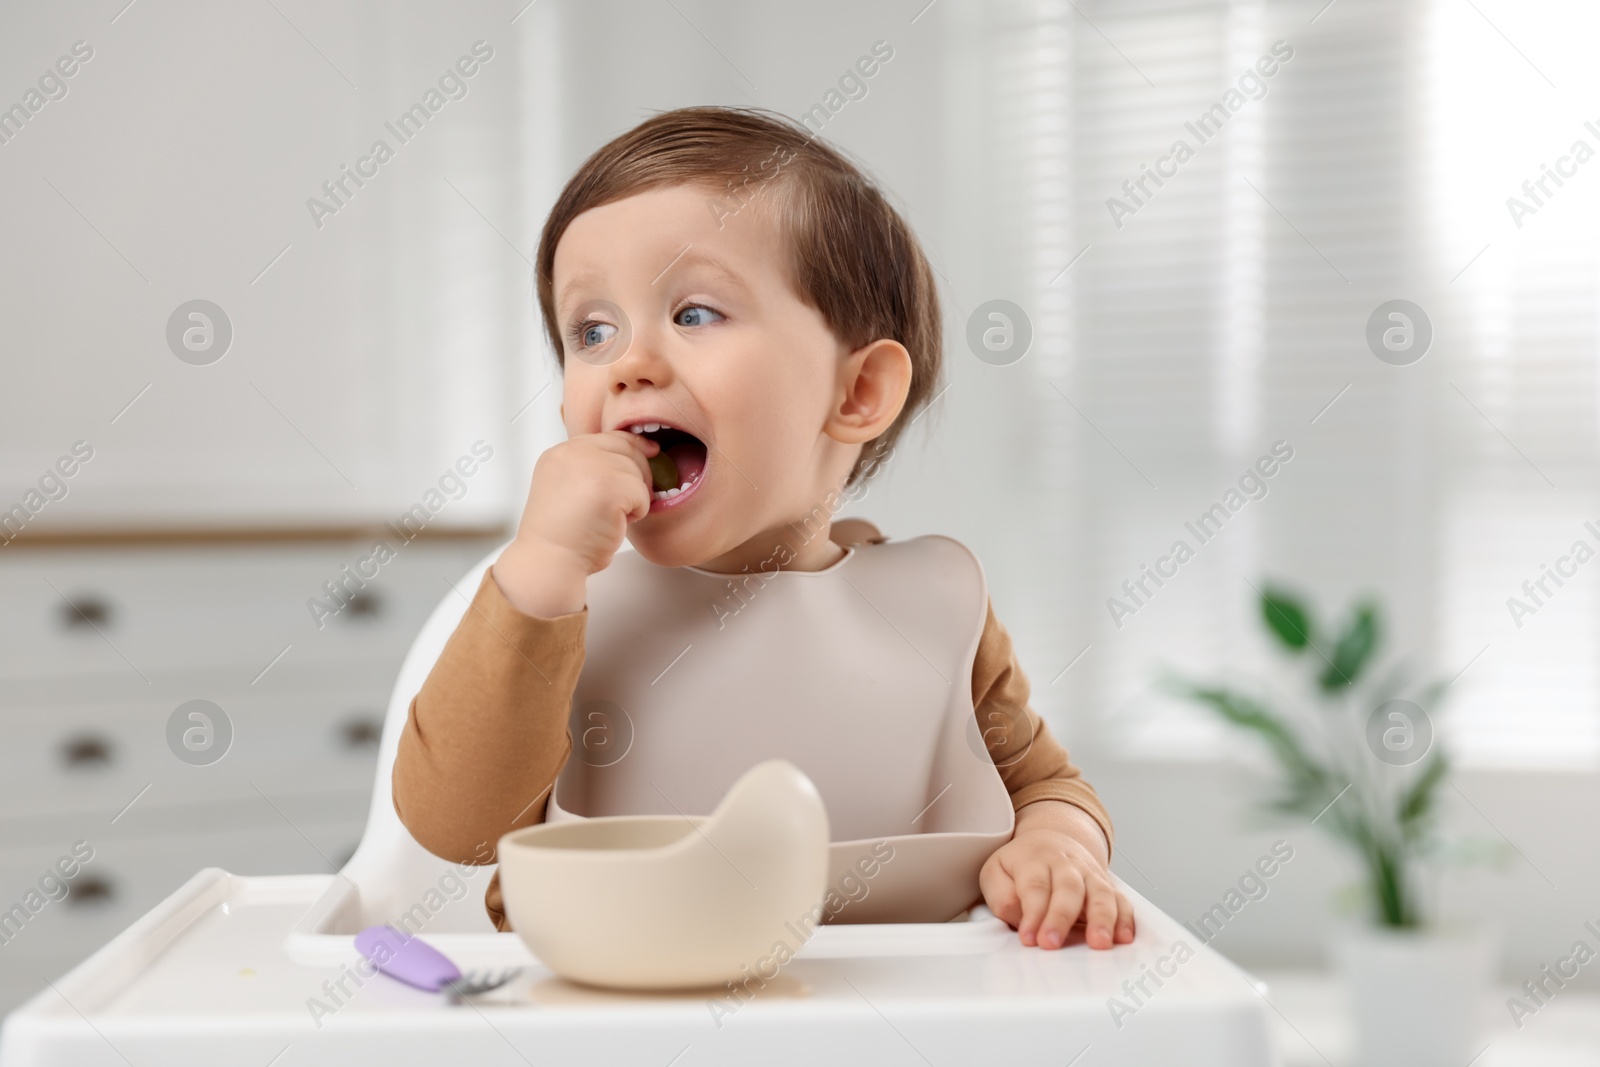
[497,759,831,990]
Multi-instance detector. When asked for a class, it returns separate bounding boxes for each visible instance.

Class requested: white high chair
[0,537,1283,1067]
[333,539,515,934]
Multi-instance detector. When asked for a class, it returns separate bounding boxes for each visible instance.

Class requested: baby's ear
[831,518,887,546]
[827,338,912,445]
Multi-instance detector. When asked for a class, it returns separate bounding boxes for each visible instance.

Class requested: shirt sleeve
[390,565,586,866]
[972,597,1115,857]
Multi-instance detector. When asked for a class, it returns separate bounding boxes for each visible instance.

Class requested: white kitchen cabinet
[0,536,502,1016]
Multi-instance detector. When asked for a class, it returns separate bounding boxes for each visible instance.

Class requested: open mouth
[628,423,708,509]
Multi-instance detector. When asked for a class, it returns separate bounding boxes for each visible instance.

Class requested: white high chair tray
[0,867,1281,1066]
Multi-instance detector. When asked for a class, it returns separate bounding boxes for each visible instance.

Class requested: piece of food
[649,451,680,492]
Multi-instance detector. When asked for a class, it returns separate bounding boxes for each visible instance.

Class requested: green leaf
[1319,602,1380,691]
[1369,842,1418,927]
[1161,677,1333,796]
[1260,584,1314,651]
[1398,750,1449,828]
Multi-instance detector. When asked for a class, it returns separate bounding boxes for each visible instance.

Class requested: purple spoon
[355,924,461,992]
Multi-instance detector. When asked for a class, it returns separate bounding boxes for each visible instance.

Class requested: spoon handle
[354,923,462,992]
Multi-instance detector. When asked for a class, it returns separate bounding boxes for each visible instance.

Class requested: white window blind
[1009,0,1281,760]
[1429,0,1600,767]
[994,0,1600,767]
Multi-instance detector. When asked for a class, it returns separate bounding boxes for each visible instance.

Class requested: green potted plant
[1162,582,1503,1067]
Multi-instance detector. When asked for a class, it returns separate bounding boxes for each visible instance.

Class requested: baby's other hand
[979,820,1135,951]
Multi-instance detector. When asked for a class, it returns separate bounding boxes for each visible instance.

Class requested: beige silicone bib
[546,534,1015,923]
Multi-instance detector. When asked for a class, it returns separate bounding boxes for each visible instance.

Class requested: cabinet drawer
[0,689,389,821]
[0,541,495,680]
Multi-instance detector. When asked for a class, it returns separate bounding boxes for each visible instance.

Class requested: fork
[445,967,522,1003]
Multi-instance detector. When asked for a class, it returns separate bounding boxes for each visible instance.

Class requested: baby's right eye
[572,321,618,348]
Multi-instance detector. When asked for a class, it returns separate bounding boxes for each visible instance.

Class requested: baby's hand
[494,430,660,618]
[979,808,1135,950]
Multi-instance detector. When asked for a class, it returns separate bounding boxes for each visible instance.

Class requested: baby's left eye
[674,305,722,328]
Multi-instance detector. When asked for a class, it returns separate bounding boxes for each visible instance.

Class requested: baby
[393,105,1133,952]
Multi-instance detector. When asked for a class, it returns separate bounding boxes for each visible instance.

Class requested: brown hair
[534,105,942,489]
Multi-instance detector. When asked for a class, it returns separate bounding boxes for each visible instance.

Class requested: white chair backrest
[338,540,515,932]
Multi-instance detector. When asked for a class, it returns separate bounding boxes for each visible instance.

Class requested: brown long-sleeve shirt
[391,523,1113,931]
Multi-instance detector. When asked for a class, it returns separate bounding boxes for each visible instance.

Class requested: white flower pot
[1329,919,1498,1067]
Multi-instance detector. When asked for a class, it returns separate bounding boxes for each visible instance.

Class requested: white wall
[0,1,530,531]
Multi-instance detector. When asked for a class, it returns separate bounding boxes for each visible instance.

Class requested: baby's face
[554,182,859,570]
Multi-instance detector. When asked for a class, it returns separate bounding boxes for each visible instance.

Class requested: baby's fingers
[1114,889,1136,944]
[603,465,651,524]
[1080,875,1120,949]
[1037,867,1087,949]
[978,854,1024,929]
[981,849,1051,943]
[1012,866,1057,947]
[601,429,660,484]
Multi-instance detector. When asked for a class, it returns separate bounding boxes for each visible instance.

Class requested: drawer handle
[60,596,113,630]
[61,733,115,769]
[339,716,382,750]
[342,592,383,620]
[66,875,115,907]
